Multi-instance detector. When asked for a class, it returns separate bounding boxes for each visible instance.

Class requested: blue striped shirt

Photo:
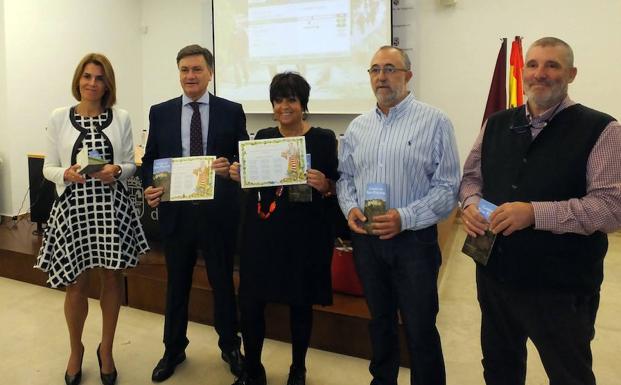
[337,92,461,231]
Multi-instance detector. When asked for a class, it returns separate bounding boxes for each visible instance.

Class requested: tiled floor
[1,225,619,384]
[438,228,621,385]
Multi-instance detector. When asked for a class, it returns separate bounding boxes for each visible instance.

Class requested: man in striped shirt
[460,37,621,385]
[337,46,460,385]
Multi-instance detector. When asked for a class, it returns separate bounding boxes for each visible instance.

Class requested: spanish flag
[508,36,524,108]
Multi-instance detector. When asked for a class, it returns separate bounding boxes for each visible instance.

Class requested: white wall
[2,0,620,215]
[140,0,621,143]
[139,0,359,136]
[1,0,142,215]
[0,0,10,214]
[411,0,621,168]
[140,0,208,136]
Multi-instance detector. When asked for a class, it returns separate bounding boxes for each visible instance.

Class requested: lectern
[27,154,56,234]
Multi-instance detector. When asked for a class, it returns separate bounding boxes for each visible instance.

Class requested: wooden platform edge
[0,212,463,368]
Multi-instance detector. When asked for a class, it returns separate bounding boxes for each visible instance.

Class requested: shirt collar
[183,91,210,107]
[525,95,575,125]
[374,91,414,117]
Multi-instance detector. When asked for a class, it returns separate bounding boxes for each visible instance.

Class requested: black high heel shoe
[97,343,118,385]
[65,345,84,385]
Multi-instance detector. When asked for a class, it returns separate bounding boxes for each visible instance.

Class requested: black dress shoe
[65,345,84,385]
[286,365,306,385]
[97,343,118,385]
[231,366,267,385]
[151,351,186,382]
[221,348,245,377]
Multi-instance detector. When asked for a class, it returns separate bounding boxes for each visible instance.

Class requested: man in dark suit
[142,44,248,382]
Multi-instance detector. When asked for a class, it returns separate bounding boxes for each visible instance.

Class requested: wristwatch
[114,165,123,179]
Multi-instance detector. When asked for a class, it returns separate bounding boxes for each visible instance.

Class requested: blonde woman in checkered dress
[35,53,149,385]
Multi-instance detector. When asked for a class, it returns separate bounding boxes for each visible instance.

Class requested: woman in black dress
[229,72,338,385]
[35,53,149,385]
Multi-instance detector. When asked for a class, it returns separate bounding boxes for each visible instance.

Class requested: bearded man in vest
[459,36,621,385]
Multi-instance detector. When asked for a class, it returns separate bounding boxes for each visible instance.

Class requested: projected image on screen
[213,0,392,114]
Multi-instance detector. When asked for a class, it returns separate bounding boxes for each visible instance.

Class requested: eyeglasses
[510,120,552,134]
[510,102,563,134]
[367,65,409,76]
[509,122,536,134]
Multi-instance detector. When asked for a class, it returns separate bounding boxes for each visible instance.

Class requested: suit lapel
[207,93,218,156]
[171,96,183,157]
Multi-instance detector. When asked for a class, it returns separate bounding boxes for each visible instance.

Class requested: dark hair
[71,53,116,108]
[176,44,214,68]
[269,72,311,112]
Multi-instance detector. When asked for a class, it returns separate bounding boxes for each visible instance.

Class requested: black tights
[240,296,313,376]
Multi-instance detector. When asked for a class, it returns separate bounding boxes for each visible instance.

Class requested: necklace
[257,186,284,220]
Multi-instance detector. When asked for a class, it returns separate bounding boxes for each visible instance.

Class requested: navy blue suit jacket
[141,93,248,237]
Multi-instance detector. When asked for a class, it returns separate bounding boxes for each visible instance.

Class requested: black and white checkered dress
[36,109,149,288]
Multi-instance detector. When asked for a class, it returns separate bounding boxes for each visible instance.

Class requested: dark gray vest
[480,104,614,292]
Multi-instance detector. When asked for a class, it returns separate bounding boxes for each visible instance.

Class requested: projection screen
[213,0,392,114]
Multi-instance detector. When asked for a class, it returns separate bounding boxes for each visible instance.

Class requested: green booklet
[363,183,387,233]
[288,154,313,202]
[76,147,107,174]
[461,199,498,266]
[462,230,496,266]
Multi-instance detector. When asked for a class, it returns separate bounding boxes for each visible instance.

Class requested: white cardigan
[43,106,137,196]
